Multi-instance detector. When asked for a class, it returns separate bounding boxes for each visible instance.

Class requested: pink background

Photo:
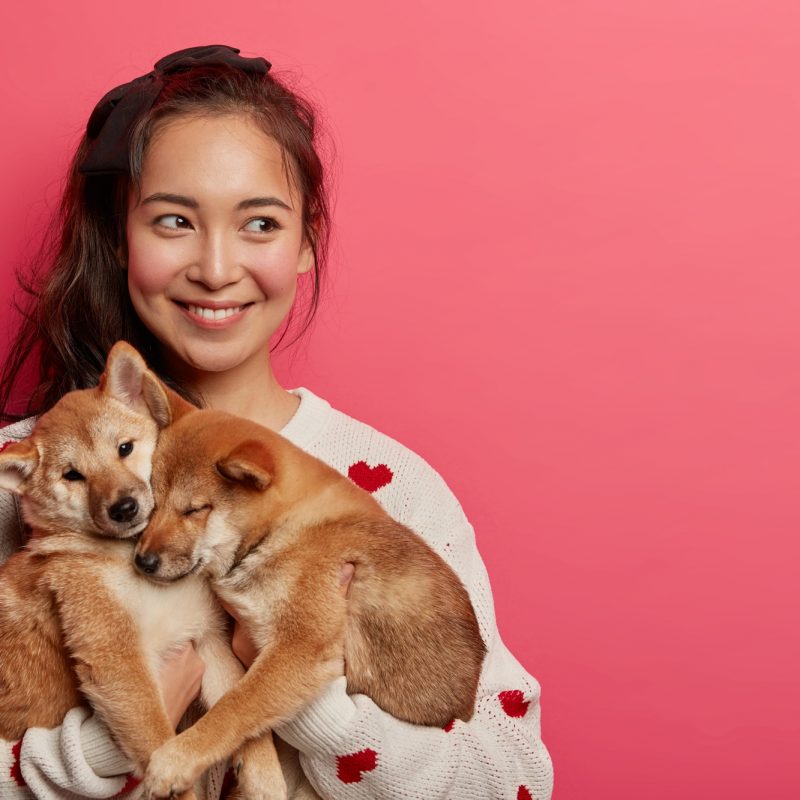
[2,1,798,796]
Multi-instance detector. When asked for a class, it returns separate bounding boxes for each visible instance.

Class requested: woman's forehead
[138,113,297,206]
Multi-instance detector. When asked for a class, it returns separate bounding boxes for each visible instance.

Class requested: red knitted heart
[443,719,455,732]
[336,748,378,783]
[499,689,529,718]
[348,461,393,493]
[114,774,142,797]
[517,786,533,800]
[9,739,25,787]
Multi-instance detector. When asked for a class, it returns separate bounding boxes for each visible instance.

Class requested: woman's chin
[166,343,266,380]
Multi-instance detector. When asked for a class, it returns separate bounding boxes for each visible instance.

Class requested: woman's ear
[297,238,315,276]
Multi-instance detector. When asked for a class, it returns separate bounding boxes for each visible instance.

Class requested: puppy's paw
[229,733,287,800]
[142,739,202,800]
[234,756,287,800]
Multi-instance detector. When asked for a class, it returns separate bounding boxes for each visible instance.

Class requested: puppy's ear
[102,341,175,428]
[159,382,197,426]
[0,440,39,493]
[216,440,273,491]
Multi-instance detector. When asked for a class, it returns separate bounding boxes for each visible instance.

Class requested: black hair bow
[79,45,271,176]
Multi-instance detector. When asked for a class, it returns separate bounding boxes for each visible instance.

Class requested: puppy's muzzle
[108,497,139,523]
[134,551,160,575]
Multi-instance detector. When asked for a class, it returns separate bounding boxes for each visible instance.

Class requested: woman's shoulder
[0,416,34,563]
[0,415,37,444]
[284,387,463,527]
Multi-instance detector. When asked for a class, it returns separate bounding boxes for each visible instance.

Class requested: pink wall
[2,1,798,796]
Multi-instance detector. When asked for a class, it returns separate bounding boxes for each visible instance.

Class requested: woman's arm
[274,480,554,800]
[0,634,203,799]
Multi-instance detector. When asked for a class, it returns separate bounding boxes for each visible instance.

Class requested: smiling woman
[126,114,314,428]
[0,45,552,800]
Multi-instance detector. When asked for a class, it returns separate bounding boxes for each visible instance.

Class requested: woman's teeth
[187,305,244,320]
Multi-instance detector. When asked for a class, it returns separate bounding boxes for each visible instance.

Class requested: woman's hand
[158,641,205,728]
[225,562,355,669]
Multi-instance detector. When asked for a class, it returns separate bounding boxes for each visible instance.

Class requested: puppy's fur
[0,343,243,796]
[134,372,487,798]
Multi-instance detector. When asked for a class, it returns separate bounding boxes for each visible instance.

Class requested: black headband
[79,45,271,176]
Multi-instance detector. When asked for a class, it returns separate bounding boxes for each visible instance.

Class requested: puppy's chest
[102,565,220,653]
[214,538,293,617]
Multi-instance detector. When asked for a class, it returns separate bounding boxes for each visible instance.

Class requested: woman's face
[126,112,313,381]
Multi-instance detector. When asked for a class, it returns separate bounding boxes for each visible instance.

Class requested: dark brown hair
[0,63,331,421]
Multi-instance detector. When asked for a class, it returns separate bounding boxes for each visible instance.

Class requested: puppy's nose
[108,497,139,523]
[135,551,161,575]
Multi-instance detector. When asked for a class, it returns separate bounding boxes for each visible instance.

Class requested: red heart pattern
[348,461,393,493]
[518,786,533,800]
[9,740,25,787]
[114,774,142,797]
[499,689,529,718]
[336,748,378,783]
[443,719,455,732]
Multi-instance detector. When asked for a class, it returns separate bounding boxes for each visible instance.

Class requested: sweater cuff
[274,676,357,754]
[20,708,133,799]
[79,711,136,777]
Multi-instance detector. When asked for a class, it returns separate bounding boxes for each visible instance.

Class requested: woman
[0,45,553,800]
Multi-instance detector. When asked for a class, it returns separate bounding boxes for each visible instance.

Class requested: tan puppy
[0,342,244,797]
[133,373,487,799]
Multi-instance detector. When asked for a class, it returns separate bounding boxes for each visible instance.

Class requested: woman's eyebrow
[141,192,199,208]
[236,197,293,212]
[139,193,292,212]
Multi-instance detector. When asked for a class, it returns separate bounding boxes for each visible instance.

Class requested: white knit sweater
[0,388,553,800]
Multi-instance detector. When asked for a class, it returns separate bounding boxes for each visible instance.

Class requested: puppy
[133,372,487,799]
[0,342,244,797]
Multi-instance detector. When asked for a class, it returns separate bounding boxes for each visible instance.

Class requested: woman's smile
[177,301,253,327]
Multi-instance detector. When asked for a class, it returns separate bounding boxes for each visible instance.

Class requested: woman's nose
[186,233,243,290]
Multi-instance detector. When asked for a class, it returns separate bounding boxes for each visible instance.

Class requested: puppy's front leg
[143,629,342,799]
[53,565,195,800]
[229,734,287,800]
[194,628,244,708]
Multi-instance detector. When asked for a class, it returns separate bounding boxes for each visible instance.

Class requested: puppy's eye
[63,469,85,482]
[183,504,211,517]
[118,441,134,457]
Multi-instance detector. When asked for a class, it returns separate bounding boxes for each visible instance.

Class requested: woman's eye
[63,469,85,482]
[118,441,134,457]
[155,214,192,230]
[243,217,278,234]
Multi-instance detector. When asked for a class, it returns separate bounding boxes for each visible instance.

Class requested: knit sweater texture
[0,388,554,800]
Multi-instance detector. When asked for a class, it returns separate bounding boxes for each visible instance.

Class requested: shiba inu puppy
[0,342,244,798]
[131,366,487,799]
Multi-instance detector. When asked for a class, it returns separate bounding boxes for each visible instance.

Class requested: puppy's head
[0,342,174,538]
[134,414,280,582]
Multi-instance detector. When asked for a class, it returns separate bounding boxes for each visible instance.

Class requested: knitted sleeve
[0,421,137,800]
[275,462,554,800]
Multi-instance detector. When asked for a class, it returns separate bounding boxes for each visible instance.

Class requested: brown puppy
[0,343,244,797]
[134,375,486,799]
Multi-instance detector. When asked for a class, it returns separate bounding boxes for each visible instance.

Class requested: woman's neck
[172,355,299,432]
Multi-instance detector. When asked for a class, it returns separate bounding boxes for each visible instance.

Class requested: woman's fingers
[158,641,205,728]
[340,562,355,597]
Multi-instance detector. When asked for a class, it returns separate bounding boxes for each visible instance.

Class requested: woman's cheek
[127,240,186,294]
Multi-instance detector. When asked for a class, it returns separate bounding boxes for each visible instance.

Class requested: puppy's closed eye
[183,504,211,517]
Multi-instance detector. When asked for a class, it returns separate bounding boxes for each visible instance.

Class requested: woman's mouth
[176,302,252,327]
[186,303,246,320]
